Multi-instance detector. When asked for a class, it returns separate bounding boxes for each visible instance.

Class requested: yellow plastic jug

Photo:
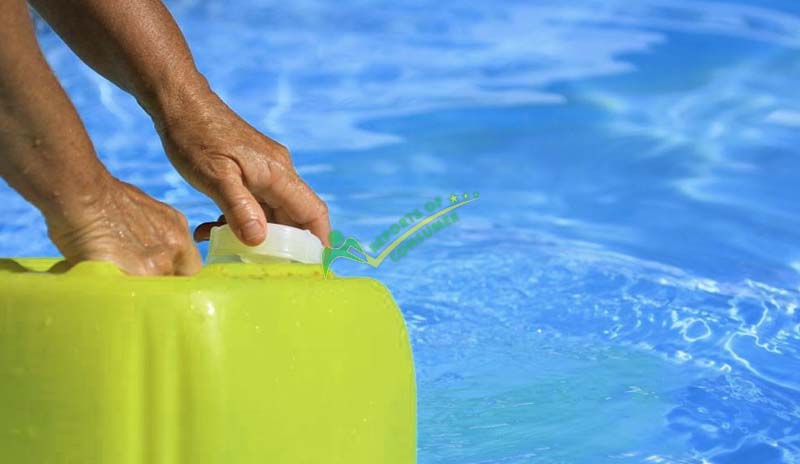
[0,257,416,463]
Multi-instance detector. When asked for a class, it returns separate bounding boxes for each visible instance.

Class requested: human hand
[47,177,202,276]
[152,90,331,247]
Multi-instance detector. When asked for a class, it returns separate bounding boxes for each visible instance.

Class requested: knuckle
[264,160,294,191]
[136,257,158,276]
[275,143,291,159]
[125,264,147,276]
[166,228,189,250]
[174,211,190,229]
[197,157,242,187]
[317,199,329,215]
[266,143,293,169]
[156,200,179,217]
[266,157,288,173]
[145,252,173,275]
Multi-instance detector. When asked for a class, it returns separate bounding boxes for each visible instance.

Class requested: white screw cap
[208,223,324,264]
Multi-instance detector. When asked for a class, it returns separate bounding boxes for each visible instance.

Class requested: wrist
[0,130,116,231]
[39,168,118,232]
[137,69,215,130]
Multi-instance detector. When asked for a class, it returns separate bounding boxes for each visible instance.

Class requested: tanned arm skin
[0,0,201,275]
[29,0,332,247]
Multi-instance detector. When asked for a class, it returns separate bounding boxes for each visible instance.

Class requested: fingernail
[240,220,264,244]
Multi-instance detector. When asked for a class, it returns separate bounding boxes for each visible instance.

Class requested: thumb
[212,178,267,246]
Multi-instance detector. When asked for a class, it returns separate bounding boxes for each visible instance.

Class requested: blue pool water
[2,0,800,462]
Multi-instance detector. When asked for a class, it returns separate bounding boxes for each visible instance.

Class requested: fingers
[255,160,331,246]
[211,177,268,246]
[194,206,300,243]
[94,247,199,276]
[47,176,203,276]
[266,204,299,229]
[170,211,202,275]
[80,225,201,277]
[95,243,200,276]
[174,241,203,276]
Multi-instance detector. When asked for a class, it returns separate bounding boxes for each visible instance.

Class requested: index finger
[255,160,331,246]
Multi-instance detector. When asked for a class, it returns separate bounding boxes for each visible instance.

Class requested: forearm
[28,0,210,124]
[0,0,111,226]
[28,0,331,245]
